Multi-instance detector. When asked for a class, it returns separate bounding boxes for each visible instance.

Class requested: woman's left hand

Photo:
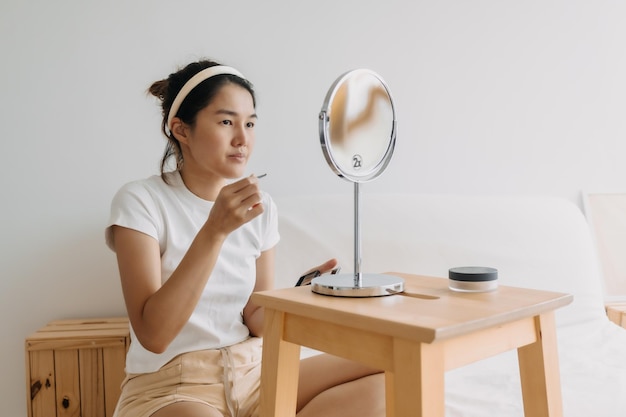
[303,258,339,276]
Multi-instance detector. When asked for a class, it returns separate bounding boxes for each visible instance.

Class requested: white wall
[2,1,625,415]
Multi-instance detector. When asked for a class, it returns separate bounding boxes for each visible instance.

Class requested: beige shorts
[113,337,262,417]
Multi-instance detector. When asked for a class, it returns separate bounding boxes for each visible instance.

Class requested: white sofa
[273,193,626,417]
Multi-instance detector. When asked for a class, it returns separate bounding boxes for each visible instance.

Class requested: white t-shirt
[105,171,280,373]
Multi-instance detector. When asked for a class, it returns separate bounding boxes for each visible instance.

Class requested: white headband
[167,65,245,131]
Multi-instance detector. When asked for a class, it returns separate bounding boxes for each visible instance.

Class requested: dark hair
[148,59,256,179]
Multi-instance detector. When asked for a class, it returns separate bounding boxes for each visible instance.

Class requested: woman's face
[180,83,257,180]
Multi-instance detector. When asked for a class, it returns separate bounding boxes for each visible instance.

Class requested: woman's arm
[113,177,264,353]
[113,223,226,353]
[243,247,275,337]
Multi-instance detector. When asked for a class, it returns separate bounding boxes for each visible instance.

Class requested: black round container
[448,266,498,292]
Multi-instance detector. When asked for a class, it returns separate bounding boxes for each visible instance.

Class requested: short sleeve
[104,181,161,251]
[260,192,280,252]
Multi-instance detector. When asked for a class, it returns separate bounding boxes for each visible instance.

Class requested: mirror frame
[318,69,397,183]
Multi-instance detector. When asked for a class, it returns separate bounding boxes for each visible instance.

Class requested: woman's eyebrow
[215,109,258,119]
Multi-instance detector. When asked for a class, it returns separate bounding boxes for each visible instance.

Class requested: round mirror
[313,69,404,297]
[319,69,397,183]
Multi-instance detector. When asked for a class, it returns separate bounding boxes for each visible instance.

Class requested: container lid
[449,266,498,282]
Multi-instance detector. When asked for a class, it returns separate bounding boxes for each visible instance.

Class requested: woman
[105,59,384,417]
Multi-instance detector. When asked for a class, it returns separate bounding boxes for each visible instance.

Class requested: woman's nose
[233,124,250,146]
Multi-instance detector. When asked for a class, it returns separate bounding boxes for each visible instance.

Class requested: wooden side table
[251,273,572,417]
[606,303,626,328]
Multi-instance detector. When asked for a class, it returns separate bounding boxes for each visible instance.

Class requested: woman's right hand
[205,175,264,238]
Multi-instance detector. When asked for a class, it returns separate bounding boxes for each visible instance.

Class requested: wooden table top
[252,273,573,343]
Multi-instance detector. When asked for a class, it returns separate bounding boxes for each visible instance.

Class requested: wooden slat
[46,317,128,327]
[29,350,56,417]
[103,345,126,417]
[79,348,105,417]
[27,329,129,342]
[41,318,129,333]
[27,337,127,352]
[54,350,81,417]
[25,318,129,347]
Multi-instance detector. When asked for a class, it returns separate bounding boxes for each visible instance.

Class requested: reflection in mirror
[320,69,396,182]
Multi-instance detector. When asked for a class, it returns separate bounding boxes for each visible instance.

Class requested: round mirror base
[311,273,404,297]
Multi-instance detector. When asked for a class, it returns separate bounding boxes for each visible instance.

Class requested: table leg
[517,312,563,417]
[387,338,445,417]
[259,309,301,417]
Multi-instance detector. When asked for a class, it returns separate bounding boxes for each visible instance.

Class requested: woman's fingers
[304,259,339,276]
[206,177,264,234]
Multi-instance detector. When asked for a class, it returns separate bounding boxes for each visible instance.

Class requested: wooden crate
[606,303,626,329]
[25,317,130,417]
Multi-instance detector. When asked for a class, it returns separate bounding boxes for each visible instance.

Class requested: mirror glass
[319,69,396,182]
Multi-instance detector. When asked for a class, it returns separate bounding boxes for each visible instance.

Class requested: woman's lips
[228,153,247,162]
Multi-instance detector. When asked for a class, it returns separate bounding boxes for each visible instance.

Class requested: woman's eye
[246,121,255,128]
[221,120,232,126]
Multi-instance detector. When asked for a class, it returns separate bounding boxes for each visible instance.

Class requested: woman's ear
[170,118,189,144]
